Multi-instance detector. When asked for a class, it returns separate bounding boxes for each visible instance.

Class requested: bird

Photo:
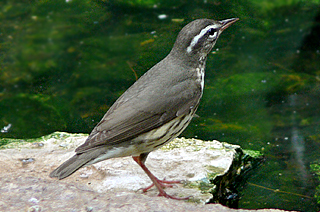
[50,18,239,200]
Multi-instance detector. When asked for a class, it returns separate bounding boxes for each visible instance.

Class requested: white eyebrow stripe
[186,24,219,53]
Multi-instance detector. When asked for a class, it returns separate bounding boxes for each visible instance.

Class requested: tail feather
[50,147,112,179]
[49,154,90,179]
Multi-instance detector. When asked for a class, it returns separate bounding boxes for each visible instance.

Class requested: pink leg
[141,178,181,193]
[132,155,189,200]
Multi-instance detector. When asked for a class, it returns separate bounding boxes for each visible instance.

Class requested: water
[1,0,320,211]
[238,94,320,211]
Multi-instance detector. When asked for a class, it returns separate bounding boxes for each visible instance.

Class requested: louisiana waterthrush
[50,18,239,199]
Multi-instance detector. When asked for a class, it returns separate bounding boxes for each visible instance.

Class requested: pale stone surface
[0,132,294,212]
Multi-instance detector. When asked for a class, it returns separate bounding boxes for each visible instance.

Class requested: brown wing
[76,58,202,153]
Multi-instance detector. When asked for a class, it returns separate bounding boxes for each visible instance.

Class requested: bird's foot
[142,178,181,192]
[141,178,190,200]
[133,155,190,200]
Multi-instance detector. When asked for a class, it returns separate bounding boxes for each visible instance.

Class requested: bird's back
[76,54,203,153]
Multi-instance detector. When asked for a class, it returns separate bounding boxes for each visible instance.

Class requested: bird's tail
[49,154,90,179]
[49,148,109,180]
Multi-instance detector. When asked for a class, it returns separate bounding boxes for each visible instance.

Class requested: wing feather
[76,57,201,153]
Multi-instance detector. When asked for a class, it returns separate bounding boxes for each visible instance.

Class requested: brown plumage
[50,18,238,199]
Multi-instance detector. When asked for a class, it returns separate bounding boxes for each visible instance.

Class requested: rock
[0,132,293,211]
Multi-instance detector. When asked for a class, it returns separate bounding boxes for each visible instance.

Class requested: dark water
[1,0,320,211]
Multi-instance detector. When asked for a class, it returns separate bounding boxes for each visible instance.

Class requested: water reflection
[240,92,319,211]
[291,126,307,184]
[289,95,308,185]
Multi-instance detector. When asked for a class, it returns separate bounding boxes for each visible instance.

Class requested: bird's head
[171,18,239,65]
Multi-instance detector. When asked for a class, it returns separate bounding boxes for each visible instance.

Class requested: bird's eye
[207,28,217,37]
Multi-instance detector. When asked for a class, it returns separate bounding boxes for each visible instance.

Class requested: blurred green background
[1,0,320,211]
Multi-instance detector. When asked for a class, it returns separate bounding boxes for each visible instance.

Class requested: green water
[1,0,320,211]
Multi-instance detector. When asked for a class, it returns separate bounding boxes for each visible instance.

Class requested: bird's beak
[219,18,239,32]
